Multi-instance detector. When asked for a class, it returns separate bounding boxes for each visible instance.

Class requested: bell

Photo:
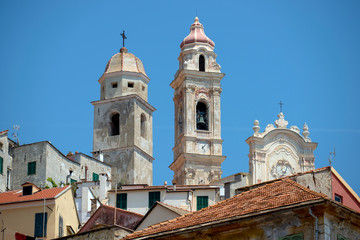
[198,115,206,125]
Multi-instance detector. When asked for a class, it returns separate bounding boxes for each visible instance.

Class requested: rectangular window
[59,215,63,237]
[128,82,134,88]
[279,233,303,240]
[116,193,127,210]
[0,156,3,175]
[93,172,99,181]
[34,212,47,237]
[27,161,36,175]
[335,194,343,203]
[23,186,32,196]
[197,196,209,210]
[111,82,118,88]
[148,191,160,208]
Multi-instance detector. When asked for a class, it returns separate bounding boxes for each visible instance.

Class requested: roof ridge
[102,204,144,217]
[157,201,190,213]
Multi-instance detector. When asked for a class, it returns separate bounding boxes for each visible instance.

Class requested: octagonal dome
[104,47,147,77]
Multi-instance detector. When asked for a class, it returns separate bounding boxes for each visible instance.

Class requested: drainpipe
[309,208,318,240]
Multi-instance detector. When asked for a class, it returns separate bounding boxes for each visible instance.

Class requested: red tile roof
[0,186,70,205]
[0,130,9,135]
[126,179,328,239]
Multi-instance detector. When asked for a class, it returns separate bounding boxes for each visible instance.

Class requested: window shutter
[0,156,3,175]
[197,196,209,210]
[93,172,99,181]
[148,191,160,208]
[34,213,47,237]
[116,193,127,210]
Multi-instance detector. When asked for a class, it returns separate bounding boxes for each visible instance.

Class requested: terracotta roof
[0,186,69,205]
[79,205,143,233]
[180,17,215,48]
[0,130,9,135]
[126,179,327,239]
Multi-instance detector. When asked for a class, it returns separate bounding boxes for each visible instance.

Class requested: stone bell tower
[170,17,226,185]
[92,46,155,187]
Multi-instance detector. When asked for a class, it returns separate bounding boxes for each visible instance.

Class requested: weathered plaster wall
[56,226,131,240]
[0,133,13,192]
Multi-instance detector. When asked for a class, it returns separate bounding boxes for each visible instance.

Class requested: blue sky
[1,1,359,194]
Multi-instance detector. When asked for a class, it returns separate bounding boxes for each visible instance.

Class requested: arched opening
[110,113,120,136]
[141,114,146,138]
[178,104,184,135]
[199,55,205,72]
[196,102,208,130]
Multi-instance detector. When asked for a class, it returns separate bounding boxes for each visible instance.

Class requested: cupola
[180,17,215,49]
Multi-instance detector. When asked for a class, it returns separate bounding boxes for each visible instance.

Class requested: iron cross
[120,30,127,47]
[278,100,284,112]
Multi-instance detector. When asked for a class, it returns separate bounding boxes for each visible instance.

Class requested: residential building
[107,184,220,215]
[125,179,360,239]
[0,182,79,239]
[0,130,16,192]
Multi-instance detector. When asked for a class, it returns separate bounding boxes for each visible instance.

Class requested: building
[170,17,226,186]
[125,179,360,239]
[107,184,220,215]
[0,182,79,239]
[10,141,111,190]
[0,130,16,192]
[92,46,155,187]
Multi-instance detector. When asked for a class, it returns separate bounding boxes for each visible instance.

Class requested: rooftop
[126,179,328,239]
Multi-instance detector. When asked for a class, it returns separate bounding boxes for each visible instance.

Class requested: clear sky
[1,1,359,194]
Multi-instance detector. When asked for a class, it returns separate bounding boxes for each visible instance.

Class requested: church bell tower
[92,43,155,187]
[170,17,226,185]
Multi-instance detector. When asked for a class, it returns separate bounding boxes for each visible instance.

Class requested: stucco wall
[332,173,360,212]
[0,133,13,192]
[136,205,181,231]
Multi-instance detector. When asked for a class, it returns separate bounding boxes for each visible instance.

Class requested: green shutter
[0,156,3,175]
[28,162,36,175]
[337,235,348,240]
[197,196,209,210]
[93,172,99,181]
[148,191,160,208]
[279,233,303,240]
[116,193,127,210]
[70,178,77,184]
[34,212,47,237]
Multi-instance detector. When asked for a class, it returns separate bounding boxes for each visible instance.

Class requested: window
[116,193,127,210]
[141,114,146,138]
[6,169,10,190]
[0,142,3,151]
[337,234,348,240]
[128,82,134,88]
[199,55,205,72]
[111,82,118,88]
[197,196,209,210]
[279,233,303,240]
[142,85,145,91]
[0,156,3,175]
[93,172,99,181]
[196,102,208,130]
[28,161,36,175]
[34,212,47,238]
[335,194,343,203]
[70,178,77,184]
[110,113,120,136]
[148,191,160,208]
[23,186,32,196]
[59,216,63,237]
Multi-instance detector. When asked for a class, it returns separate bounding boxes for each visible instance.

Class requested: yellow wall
[0,188,79,239]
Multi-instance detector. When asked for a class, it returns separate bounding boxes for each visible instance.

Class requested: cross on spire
[278,100,284,113]
[120,30,127,48]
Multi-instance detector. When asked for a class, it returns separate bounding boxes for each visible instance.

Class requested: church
[0,16,359,239]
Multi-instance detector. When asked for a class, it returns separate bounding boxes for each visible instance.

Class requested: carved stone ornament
[195,88,210,99]
[184,168,196,179]
[270,160,294,179]
[302,123,310,140]
[274,112,288,128]
[253,120,260,135]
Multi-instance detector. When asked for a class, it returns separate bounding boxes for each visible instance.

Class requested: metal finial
[328,146,336,166]
[278,100,284,113]
[120,30,127,48]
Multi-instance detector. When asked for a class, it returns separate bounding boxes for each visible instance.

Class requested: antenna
[328,145,336,166]
[13,124,20,145]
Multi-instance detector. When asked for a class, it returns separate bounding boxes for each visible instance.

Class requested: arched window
[141,114,146,138]
[196,102,208,130]
[199,55,205,72]
[110,113,120,136]
[178,104,184,135]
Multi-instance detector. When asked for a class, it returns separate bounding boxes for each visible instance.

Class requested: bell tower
[170,17,226,185]
[92,45,155,187]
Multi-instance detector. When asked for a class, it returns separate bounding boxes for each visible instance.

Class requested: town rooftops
[0,185,70,205]
[125,179,332,239]
[108,184,219,192]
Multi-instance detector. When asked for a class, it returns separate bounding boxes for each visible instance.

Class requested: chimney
[99,173,107,201]
[99,152,104,162]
